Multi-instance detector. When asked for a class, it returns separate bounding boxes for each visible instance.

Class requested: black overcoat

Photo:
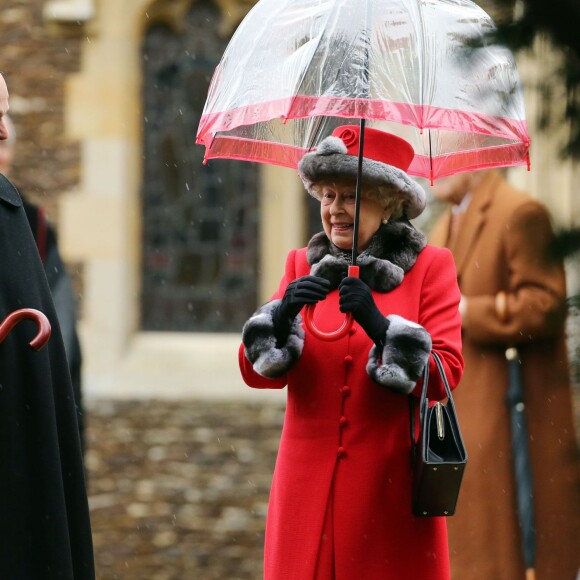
[0,174,94,578]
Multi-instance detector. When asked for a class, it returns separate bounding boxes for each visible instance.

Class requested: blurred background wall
[1,0,577,403]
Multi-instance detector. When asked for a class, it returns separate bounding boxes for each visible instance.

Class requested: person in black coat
[0,113,86,454]
[0,73,94,578]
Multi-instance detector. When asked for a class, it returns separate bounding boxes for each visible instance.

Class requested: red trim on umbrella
[203,136,306,168]
[197,95,530,146]
[202,135,530,181]
[410,143,532,179]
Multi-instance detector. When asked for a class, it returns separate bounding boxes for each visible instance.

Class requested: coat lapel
[430,210,452,248]
[450,172,499,277]
[0,174,23,207]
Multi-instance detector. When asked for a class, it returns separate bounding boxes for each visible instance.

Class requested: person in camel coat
[240,125,464,580]
[430,169,580,580]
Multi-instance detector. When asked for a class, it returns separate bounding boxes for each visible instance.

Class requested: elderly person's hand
[339,276,389,348]
[273,276,331,345]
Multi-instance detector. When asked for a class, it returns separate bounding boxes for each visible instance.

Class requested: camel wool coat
[240,226,463,580]
[430,171,580,580]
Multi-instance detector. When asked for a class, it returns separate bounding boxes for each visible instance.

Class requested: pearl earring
[382,217,389,224]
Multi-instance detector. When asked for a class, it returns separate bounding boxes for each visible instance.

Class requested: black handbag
[409,351,467,517]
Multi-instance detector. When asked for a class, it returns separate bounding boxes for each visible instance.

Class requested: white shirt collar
[451,192,472,215]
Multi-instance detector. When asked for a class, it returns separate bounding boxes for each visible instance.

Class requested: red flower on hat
[337,127,358,148]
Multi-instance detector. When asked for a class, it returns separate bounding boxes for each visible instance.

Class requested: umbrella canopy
[196,0,530,182]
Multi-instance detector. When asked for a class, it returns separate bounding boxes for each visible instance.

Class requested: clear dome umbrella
[196,0,531,341]
[196,0,530,182]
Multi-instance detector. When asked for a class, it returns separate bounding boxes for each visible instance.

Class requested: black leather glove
[339,276,388,348]
[273,275,331,345]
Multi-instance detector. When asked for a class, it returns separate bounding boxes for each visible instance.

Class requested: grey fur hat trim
[367,314,432,394]
[298,136,426,219]
[242,299,304,379]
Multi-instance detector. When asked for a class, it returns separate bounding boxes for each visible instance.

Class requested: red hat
[331,125,415,172]
[298,125,426,219]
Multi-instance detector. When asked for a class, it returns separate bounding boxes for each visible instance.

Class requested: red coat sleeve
[418,248,464,400]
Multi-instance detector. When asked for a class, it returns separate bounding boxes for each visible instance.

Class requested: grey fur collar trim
[306,220,427,293]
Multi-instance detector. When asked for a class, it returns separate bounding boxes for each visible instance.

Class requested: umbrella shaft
[352,118,366,265]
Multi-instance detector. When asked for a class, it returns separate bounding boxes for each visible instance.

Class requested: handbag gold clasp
[435,402,445,440]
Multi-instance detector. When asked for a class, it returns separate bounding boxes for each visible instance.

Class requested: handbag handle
[409,351,457,455]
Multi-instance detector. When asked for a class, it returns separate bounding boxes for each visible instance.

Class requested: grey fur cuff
[366,314,432,394]
[242,299,305,379]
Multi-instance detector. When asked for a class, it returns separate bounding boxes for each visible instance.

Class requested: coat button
[339,416,348,427]
[344,355,353,366]
[337,446,346,458]
[340,385,351,397]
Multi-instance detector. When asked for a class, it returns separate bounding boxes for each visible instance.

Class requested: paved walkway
[86,399,284,580]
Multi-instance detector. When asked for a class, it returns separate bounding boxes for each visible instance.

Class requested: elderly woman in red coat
[239,125,464,580]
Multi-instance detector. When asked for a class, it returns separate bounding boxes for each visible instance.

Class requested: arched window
[141,0,259,332]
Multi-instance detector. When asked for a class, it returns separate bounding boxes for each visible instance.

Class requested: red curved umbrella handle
[304,265,359,342]
[0,308,52,351]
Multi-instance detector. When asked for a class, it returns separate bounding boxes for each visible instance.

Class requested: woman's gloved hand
[273,276,331,345]
[339,276,388,348]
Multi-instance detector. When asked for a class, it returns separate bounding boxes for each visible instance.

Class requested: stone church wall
[0,0,82,222]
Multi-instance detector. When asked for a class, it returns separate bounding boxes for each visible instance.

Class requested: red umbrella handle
[0,308,52,351]
[304,265,359,342]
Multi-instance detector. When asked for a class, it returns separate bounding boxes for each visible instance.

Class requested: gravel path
[86,399,285,580]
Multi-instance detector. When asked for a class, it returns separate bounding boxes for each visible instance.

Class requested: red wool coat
[239,243,463,580]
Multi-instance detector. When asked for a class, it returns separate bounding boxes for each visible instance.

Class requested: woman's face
[319,181,388,251]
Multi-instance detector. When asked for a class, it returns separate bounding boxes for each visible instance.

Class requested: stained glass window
[141,0,259,332]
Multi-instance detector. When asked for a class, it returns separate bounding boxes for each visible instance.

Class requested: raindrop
[185,182,190,191]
